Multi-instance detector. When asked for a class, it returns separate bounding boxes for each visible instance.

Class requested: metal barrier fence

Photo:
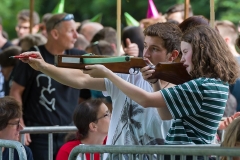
[20,126,77,160]
[0,139,27,160]
[69,145,240,160]
[19,126,229,160]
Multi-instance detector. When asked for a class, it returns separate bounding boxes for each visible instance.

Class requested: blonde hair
[221,117,240,160]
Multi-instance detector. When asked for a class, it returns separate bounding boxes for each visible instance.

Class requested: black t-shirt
[3,65,17,96]
[3,145,33,160]
[13,45,86,126]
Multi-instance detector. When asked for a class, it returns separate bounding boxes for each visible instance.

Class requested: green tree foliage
[1,0,239,40]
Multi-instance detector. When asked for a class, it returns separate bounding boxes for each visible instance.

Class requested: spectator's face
[15,20,39,38]
[167,12,184,23]
[180,41,193,74]
[143,36,171,65]
[94,103,110,135]
[0,118,23,141]
[15,20,30,38]
[56,20,78,49]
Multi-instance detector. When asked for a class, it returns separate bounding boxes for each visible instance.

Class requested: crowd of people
[0,2,240,160]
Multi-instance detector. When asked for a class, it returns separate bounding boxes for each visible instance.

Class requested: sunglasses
[53,14,74,28]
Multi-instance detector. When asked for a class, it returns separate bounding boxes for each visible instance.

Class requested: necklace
[163,82,170,89]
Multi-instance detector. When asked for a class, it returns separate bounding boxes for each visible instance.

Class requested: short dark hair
[166,3,193,19]
[17,9,40,25]
[0,96,22,131]
[0,46,21,67]
[91,27,117,46]
[73,99,104,140]
[122,26,144,57]
[144,22,182,53]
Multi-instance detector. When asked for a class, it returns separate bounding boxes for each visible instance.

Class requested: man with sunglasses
[0,96,33,160]
[10,13,86,160]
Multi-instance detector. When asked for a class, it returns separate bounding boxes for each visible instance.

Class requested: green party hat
[124,12,139,26]
[90,13,103,23]
[52,0,65,13]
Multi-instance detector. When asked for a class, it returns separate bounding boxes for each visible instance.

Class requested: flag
[90,13,103,23]
[52,0,65,14]
[146,0,159,18]
[124,12,139,26]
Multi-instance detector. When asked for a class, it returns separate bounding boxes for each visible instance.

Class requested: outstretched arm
[84,65,167,108]
[19,52,105,91]
[84,65,172,120]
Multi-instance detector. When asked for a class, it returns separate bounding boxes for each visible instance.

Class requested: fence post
[48,133,53,160]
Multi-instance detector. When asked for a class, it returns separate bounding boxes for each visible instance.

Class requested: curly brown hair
[182,25,239,84]
[143,22,182,54]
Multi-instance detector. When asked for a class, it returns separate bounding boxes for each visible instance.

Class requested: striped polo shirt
[160,78,229,145]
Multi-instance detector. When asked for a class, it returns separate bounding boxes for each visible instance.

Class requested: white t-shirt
[103,73,172,146]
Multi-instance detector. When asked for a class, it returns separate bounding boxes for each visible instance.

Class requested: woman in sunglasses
[56,99,110,160]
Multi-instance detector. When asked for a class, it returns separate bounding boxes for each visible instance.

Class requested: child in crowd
[56,99,109,160]
[0,96,33,160]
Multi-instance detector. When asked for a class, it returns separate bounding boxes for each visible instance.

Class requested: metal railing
[20,126,77,160]
[0,139,27,160]
[19,126,229,160]
[68,145,240,160]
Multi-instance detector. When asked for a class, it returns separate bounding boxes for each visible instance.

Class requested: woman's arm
[84,65,172,120]
[84,65,166,108]
[19,52,106,91]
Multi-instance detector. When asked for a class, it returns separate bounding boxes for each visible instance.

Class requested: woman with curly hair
[83,25,239,145]
[56,99,110,160]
